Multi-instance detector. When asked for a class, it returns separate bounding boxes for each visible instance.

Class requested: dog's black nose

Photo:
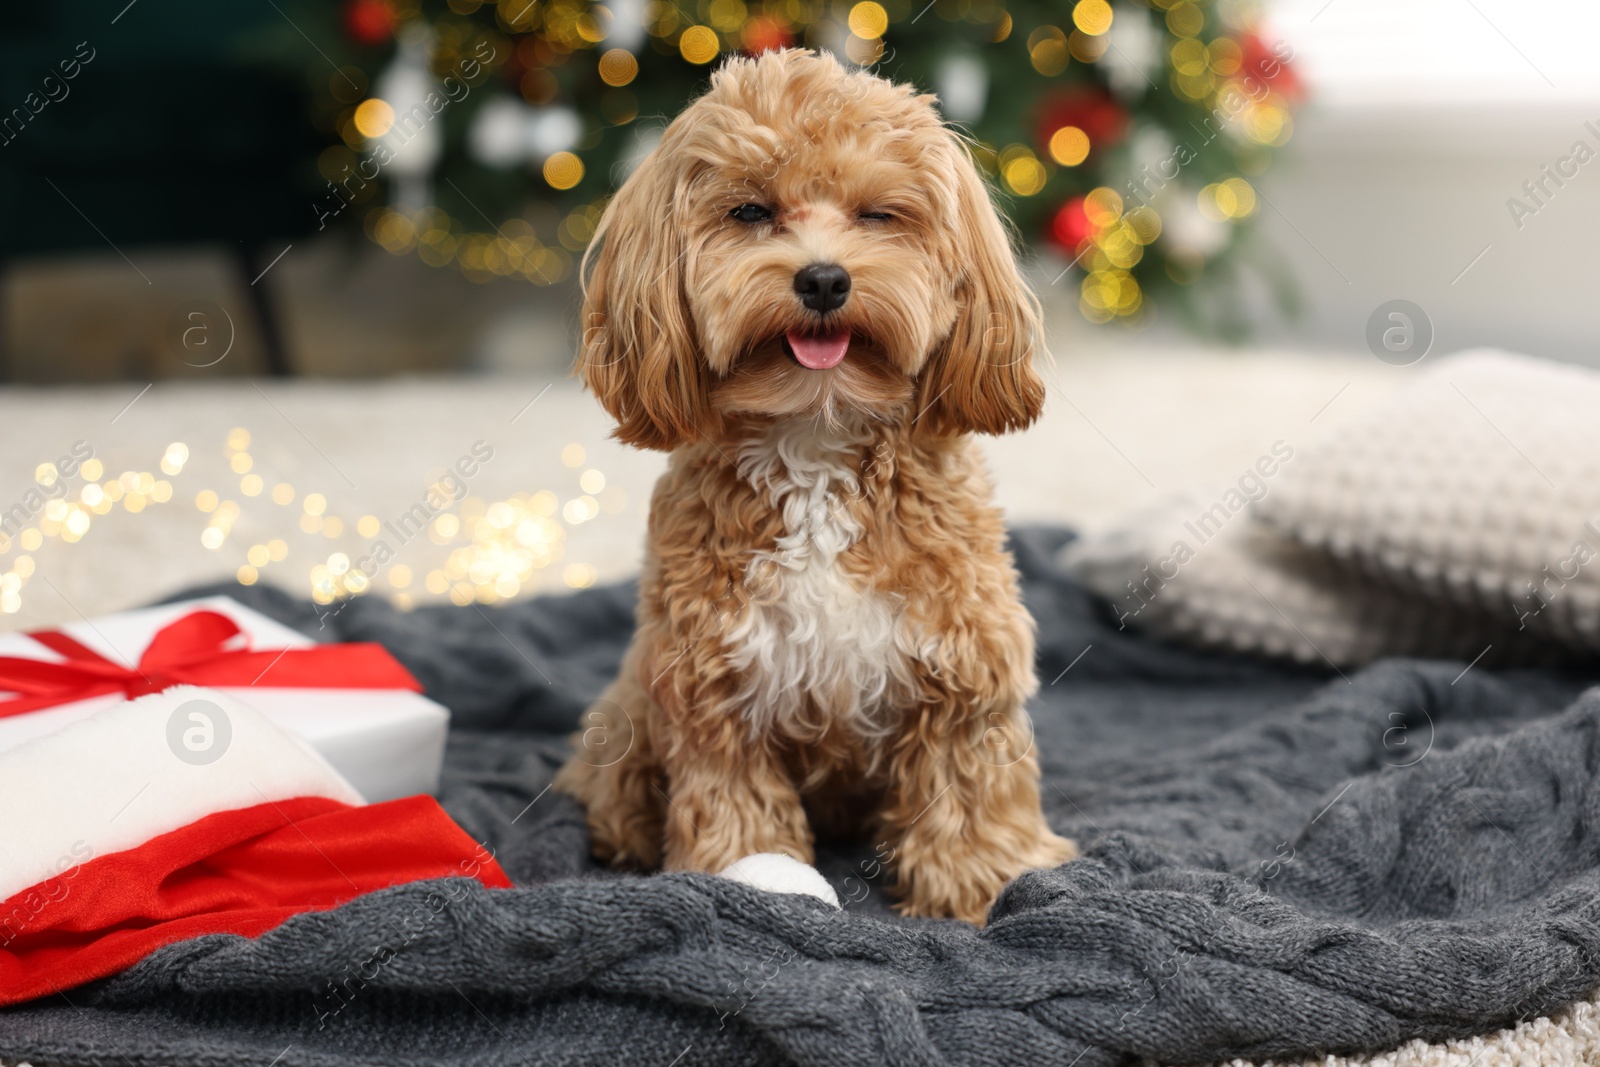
[793,263,851,312]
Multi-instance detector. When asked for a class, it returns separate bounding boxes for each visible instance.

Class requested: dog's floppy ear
[577,147,715,451]
[914,134,1046,437]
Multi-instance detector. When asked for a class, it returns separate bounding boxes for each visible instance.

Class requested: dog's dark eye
[728,203,775,224]
[859,210,893,222]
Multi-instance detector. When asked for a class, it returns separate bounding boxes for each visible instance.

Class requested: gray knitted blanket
[3,528,1599,1067]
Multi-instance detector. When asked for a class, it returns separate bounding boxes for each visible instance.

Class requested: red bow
[0,610,422,718]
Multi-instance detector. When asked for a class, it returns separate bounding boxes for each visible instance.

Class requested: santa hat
[0,685,509,1005]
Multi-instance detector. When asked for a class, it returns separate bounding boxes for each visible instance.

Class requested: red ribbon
[0,609,422,718]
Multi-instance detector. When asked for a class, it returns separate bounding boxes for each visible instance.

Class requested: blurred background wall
[1252,0,1600,365]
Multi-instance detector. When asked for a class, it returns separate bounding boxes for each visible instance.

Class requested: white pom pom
[718,853,841,909]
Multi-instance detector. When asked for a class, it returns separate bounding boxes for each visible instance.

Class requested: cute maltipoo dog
[554,48,1075,923]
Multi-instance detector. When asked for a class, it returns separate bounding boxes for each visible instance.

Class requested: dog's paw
[1028,831,1079,870]
[894,831,1078,925]
[553,756,665,870]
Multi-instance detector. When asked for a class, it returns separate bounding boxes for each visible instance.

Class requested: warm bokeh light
[352,98,394,138]
[1048,126,1091,166]
[0,429,618,614]
[1029,27,1069,76]
[1166,1,1204,37]
[1072,0,1113,36]
[542,151,584,190]
[678,25,720,64]
[1083,186,1125,228]
[1003,155,1048,196]
[848,1,889,39]
[1200,177,1259,220]
[598,48,638,86]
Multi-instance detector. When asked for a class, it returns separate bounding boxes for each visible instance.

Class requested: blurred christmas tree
[313,0,1302,333]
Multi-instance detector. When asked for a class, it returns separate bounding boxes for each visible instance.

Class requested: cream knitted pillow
[1060,493,1546,669]
[1256,349,1600,656]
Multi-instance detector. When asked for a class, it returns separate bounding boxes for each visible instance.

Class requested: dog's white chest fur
[726,419,914,738]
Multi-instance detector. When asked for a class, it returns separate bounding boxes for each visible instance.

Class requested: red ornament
[1036,87,1128,158]
[1050,196,1093,252]
[1236,33,1303,102]
[742,17,793,54]
[343,0,395,45]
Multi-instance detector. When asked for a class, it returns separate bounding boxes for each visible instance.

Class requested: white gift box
[0,595,448,802]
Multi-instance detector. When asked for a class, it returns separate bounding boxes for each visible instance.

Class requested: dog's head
[578,49,1045,450]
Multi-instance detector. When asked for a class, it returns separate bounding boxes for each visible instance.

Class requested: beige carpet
[1218,985,1600,1067]
[3,341,1597,1065]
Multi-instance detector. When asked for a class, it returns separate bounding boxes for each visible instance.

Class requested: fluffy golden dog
[554,48,1074,923]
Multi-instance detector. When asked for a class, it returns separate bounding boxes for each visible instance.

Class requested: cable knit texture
[1,529,1598,1067]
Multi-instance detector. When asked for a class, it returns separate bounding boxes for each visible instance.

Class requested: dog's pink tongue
[786,329,850,370]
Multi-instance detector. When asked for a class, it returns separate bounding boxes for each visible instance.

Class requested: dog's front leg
[553,642,668,870]
[884,705,1075,923]
[651,653,816,873]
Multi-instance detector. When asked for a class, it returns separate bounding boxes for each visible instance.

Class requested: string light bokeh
[0,430,626,617]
